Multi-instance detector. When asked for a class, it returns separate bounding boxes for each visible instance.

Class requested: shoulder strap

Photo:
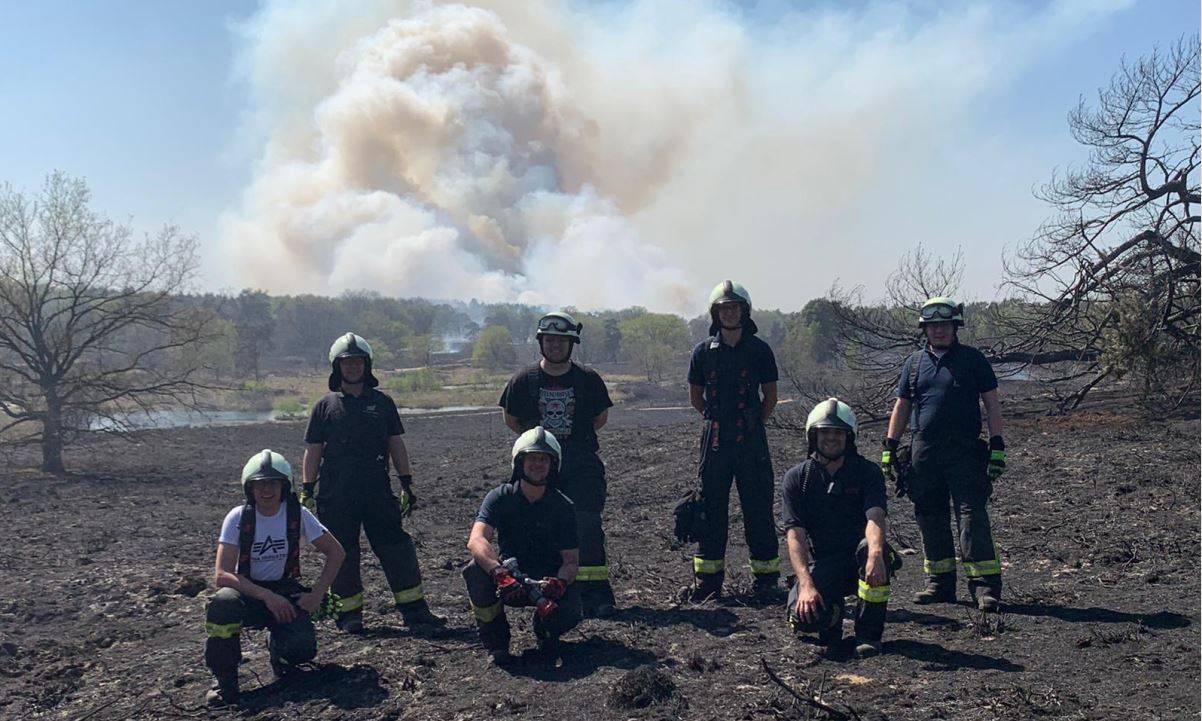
[237,503,255,576]
[526,365,541,403]
[907,349,924,434]
[284,496,302,580]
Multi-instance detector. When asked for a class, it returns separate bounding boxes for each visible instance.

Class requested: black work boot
[912,573,956,604]
[204,673,239,706]
[688,572,723,602]
[268,641,294,679]
[535,636,562,664]
[971,576,1002,612]
[752,575,786,603]
[335,609,365,634]
[398,600,447,630]
[853,639,881,658]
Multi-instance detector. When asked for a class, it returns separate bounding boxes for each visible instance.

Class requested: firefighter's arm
[689,384,706,415]
[886,398,911,442]
[593,408,609,431]
[760,382,778,421]
[502,410,524,434]
[302,443,323,487]
[387,434,412,477]
[308,532,345,598]
[468,521,502,573]
[556,548,580,584]
[785,526,823,620]
[864,508,888,587]
[981,389,1004,438]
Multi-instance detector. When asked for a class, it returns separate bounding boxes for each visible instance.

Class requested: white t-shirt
[218,504,328,582]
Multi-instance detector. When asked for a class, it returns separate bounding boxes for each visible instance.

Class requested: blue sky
[0,1,1196,310]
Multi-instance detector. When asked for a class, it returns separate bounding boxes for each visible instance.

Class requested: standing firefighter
[881,298,1007,611]
[685,281,781,601]
[464,427,583,665]
[203,450,345,706]
[301,333,443,633]
[783,400,898,658]
[498,311,616,617]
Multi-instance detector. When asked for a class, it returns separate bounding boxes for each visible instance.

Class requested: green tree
[473,325,517,370]
[233,289,274,380]
[619,313,689,380]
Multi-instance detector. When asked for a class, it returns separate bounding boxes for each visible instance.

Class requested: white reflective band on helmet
[511,426,562,471]
[328,332,374,363]
[805,397,857,435]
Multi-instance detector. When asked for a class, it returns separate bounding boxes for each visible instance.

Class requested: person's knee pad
[789,598,843,634]
[206,588,243,623]
[273,631,317,664]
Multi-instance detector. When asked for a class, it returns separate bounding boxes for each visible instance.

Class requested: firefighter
[203,450,345,706]
[782,400,898,658]
[463,427,583,665]
[881,297,1007,611]
[300,332,443,633]
[498,311,616,618]
[685,281,781,601]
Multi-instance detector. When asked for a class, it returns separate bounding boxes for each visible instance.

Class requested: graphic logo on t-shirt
[539,387,575,437]
[253,535,286,557]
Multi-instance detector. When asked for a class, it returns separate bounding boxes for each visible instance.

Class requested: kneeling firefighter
[782,399,899,658]
[463,427,583,665]
[301,332,443,633]
[685,281,782,601]
[203,450,345,706]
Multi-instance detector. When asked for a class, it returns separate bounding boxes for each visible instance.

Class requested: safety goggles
[920,304,958,320]
[538,316,579,333]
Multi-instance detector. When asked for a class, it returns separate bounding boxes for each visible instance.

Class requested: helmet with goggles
[535,312,582,344]
[918,297,964,327]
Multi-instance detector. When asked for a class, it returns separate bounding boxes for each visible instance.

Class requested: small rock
[175,577,207,597]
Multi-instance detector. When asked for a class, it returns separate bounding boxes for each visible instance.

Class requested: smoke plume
[222,0,1131,312]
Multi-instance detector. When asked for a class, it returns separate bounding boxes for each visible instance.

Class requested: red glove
[490,566,526,604]
[541,577,568,601]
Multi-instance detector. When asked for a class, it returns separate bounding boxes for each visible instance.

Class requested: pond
[88,405,495,431]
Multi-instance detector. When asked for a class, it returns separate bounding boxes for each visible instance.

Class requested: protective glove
[987,436,1006,480]
[880,438,899,482]
[396,474,416,517]
[299,483,317,512]
[490,566,526,604]
[541,577,568,601]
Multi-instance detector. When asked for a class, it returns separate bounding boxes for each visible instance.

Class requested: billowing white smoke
[222,2,693,310]
[222,0,1132,312]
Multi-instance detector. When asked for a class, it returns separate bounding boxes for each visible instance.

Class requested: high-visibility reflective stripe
[989,450,1005,461]
[205,621,242,639]
[961,556,1002,577]
[857,580,891,604]
[694,557,725,574]
[749,557,781,574]
[471,602,503,623]
[335,592,364,612]
[393,586,425,605]
[924,557,957,574]
[576,565,609,582]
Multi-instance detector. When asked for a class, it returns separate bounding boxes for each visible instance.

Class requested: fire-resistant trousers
[786,540,894,644]
[317,475,428,618]
[461,561,583,652]
[909,436,1001,595]
[204,580,316,679]
[557,446,615,611]
[694,426,780,588]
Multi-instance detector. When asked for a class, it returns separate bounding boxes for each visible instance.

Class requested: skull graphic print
[538,387,575,440]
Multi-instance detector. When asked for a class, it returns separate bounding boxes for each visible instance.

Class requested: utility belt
[317,458,390,495]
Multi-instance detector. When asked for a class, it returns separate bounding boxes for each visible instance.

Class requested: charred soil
[0,393,1197,720]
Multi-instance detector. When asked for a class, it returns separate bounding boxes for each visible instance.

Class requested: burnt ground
[0,387,1198,721]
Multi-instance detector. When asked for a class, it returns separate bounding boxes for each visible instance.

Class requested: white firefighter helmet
[240,448,293,498]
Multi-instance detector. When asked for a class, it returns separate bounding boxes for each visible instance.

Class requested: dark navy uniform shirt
[304,389,403,476]
[476,483,578,579]
[498,363,612,452]
[780,454,887,560]
[686,334,778,420]
[897,342,997,442]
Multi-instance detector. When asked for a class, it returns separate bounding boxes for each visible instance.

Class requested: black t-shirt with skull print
[498,362,613,452]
